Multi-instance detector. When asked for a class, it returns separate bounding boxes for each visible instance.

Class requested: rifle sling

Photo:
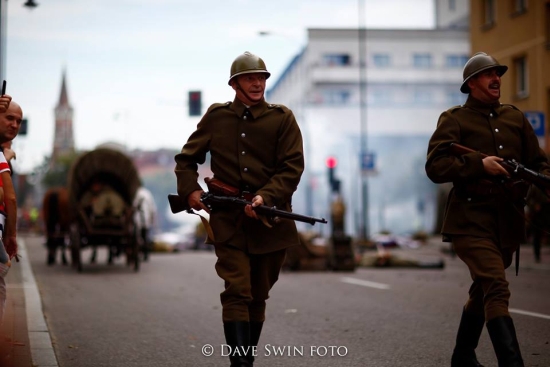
[187,210,216,243]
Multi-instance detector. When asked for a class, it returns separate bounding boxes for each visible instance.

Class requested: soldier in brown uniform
[175,51,304,367]
[426,52,550,367]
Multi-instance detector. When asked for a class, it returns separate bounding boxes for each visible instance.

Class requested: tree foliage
[41,153,79,189]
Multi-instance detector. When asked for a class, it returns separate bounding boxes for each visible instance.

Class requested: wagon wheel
[70,225,83,272]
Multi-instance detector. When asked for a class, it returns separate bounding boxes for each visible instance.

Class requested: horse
[42,187,71,265]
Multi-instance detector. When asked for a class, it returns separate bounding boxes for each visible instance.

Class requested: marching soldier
[175,51,304,366]
[426,52,550,367]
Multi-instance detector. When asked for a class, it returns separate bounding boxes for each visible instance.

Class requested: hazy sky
[5,0,434,172]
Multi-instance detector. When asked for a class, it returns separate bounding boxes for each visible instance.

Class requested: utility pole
[358,0,369,240]
[0,0,8,82]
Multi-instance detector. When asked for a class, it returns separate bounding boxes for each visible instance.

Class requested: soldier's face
[232,73,266,105]
[0,102,23,143]
[468,68,501,103]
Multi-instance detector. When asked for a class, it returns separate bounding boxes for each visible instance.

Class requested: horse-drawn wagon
[66,147,141,272]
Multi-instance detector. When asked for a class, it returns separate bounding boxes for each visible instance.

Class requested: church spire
[58,69,70,107]
[52,68,75,161]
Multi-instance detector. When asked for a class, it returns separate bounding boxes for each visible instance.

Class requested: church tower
[52,70,75,160]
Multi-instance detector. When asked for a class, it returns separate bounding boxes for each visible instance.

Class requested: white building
[266,0,470,237]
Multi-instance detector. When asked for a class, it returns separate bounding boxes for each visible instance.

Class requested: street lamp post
[358,0,369,240]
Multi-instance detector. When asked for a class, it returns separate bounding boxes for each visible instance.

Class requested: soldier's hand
[245,195,264,219]
[0,95,11,113]
[187,190,209,213]
[482,156,510,177]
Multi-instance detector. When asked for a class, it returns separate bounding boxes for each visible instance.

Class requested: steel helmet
[460,52,508,93]
[228,51,271,85]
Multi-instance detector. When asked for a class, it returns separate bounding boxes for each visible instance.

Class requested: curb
[19,239,58,367]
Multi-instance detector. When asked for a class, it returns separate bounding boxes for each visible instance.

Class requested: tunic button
[241,133,246,138]
[489,113,493,117]
[495,128,499,132]
[241,151,246,155]
[244,168,248,172]
[467,198,472,202]
[243,115,247,120]
[499,145,503,149]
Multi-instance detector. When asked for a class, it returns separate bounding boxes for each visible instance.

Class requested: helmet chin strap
[235,80,263,104]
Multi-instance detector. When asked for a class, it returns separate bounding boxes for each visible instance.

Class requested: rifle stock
[449,143,550,191]
[168,194,191,214]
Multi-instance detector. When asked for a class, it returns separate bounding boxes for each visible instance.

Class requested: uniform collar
[464,95,502,116]
[231,97,268,119]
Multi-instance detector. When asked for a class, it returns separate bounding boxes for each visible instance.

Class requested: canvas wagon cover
[67,148,141,209]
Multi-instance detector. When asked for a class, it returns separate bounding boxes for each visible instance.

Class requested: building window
[514,56,528,99]
[370,87,393,105]
[481,0,496,29]
[447,91,466,105]
[511,0,527,16]
[373,54,391,67]
[446,54,469,68]
[414,91,433,104]
[413,53,432,68]
[321,54,351,66]
[449,0,456,11]
[320,89,351,105]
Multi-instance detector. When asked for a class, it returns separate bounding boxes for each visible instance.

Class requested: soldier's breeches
[214,243,286,323]
[453,236,515,321]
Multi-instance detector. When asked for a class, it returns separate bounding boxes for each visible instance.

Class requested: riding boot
[487,316,524,367]
[248,321,263,365]
[451,308,485,366]
[223,321,252,367]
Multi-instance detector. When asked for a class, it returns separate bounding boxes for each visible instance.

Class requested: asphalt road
[24,234,550,367]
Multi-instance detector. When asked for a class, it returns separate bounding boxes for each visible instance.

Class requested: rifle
[449,143,550,192]
[167,193,327,225]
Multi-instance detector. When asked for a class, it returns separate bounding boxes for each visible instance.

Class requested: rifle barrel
[204,194,327,225]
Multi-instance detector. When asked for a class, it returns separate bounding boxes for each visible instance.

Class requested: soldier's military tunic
[175,97,304,322]
[426,95,550,320]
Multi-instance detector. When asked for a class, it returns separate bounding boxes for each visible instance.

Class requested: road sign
[360,152,375,173]
[524,111,546,149]
[524,111,545,137]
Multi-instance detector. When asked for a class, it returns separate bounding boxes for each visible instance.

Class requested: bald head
[0,100,23,143]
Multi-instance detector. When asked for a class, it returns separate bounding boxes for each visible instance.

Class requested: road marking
[510,308,550,320]
[340,277,391,290]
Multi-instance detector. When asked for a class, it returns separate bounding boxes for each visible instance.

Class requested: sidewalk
[0,239,57,367]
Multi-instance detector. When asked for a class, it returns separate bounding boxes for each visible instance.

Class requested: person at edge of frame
[174,51,304,367]
[526,179,550,263]
[0,96,22,326]
[425,52,550,367]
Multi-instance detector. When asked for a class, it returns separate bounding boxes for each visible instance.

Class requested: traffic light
[19,118,28,135]
[188,90,202,117]
[326,156,340,193]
